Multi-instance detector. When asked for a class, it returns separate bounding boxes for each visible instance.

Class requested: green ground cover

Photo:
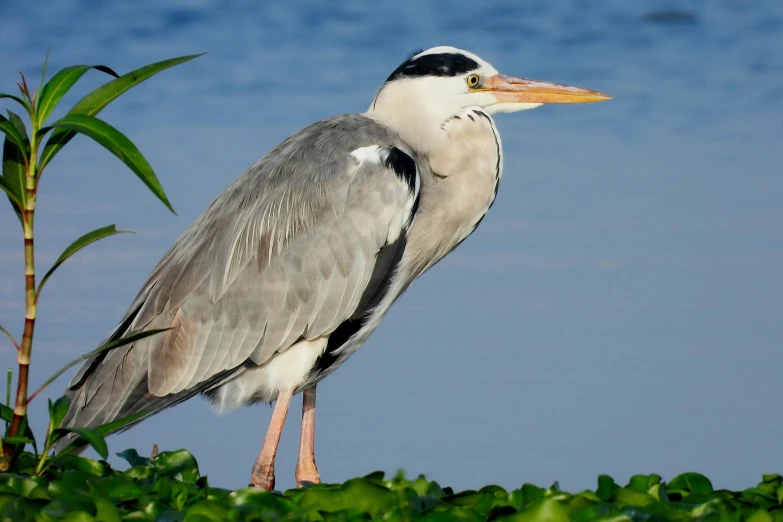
[1,449,780,521]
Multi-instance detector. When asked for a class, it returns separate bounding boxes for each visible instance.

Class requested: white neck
[365,77,465,157]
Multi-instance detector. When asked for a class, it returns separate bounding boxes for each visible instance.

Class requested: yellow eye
[466,74,480,88]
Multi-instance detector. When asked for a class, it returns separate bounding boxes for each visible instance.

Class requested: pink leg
[251,388,294,490]
[295,386,321,487]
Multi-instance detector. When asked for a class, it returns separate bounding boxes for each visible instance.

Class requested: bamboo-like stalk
[6,80,38,444]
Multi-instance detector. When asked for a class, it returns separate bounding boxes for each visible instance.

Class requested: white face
[385,47,541,119]
[373,46,609,121]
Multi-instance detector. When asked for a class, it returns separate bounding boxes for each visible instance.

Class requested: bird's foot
[251,462,275,491]
[295,461,321,488]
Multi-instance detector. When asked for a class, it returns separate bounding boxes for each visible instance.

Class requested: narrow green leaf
[0,93,30,111]
[37,224,131,298]
[94,409,149,437]
[0,323,19,350]
[5,111,29,146]
[0,402,11,423]
[36,65,119,126]
[38,53,204,170]
[52,426,108,459]
[47,114,175,212]
[1,403,37,454]
[39,48,52,96]
[3,435,33,445]
[17,412,38,457]
[0,114,29,161]
[5,369,11,408]
[1,112,28,224]
[0,175,22,209]
[33,328,169,399]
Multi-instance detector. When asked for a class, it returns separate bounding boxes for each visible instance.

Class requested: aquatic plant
[0,52,201,474]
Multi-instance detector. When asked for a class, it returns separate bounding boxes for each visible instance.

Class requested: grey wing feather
[60,114,419,436]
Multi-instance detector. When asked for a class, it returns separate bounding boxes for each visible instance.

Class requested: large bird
[59,47,610,489]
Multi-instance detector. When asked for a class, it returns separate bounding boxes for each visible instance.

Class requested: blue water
[1,0,781,492]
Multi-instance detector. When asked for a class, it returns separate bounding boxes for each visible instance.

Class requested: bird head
[375,46,610,115]
[367,47,610,152]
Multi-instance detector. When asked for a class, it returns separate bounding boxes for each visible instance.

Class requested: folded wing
[61,115,420,434]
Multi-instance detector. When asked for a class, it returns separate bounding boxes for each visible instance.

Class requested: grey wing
[61,115,420,432]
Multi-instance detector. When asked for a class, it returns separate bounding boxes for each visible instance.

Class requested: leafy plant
[0,52,202,473]
[0,451,780,521]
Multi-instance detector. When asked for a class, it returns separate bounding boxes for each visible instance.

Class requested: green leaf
[116,448,151,468]
[0,93,30,110]
[94,497,123,522]
[0,402,13,423]
[39,48,52,97]
[33,328,168,404]
[37,225,131,298]
[746,510,773,522]
[0,176,22,215]
[59,454,110,476]
[1,113,27,225]
[298,478,396,516]
[0,473,50,499]
[36,65,118,126]
[596,475,619,501]
[5,368,11,409]
[628,474,652,493]
[510,484,545,509]
[52,426,108,459]
[614,487,654,507]
[93,409,149,437]
[183,500,227,521]
[2,435,33,445]
[0,114,29,161]
[18,413,37,456]
[47,114,174,212]
[48,396,71,432]
[0,323,19,350]
[515,498,570,522]
[1,403,38,455]
[38,53,204,171]
[155,450,200,482]
[648,482,668,502]
[668,472,713,495]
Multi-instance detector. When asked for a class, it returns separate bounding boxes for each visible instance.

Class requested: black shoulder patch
[310,234,408,377]
[386,52,479,83]
[384,147,417,195]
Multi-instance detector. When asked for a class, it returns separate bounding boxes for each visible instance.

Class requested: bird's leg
[251,387,294,490]
[295,385,321,487]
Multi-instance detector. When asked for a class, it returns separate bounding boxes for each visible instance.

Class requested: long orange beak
[481,74,611,104]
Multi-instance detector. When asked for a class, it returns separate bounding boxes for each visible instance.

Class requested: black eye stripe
[385,53,480,83]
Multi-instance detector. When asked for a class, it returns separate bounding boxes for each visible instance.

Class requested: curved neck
[365,78,456,157]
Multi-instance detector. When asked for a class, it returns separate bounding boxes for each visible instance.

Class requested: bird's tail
[55,340,173,453]
[54,303,236,455]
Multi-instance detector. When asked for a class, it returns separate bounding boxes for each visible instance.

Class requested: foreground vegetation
[0,449,780,521]
[1,52,198,473]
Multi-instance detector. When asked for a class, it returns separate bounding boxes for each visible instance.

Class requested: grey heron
[58,46,610,490]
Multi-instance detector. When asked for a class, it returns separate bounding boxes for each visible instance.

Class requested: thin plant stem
[5,369,10,408]
[7,73,38,443]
